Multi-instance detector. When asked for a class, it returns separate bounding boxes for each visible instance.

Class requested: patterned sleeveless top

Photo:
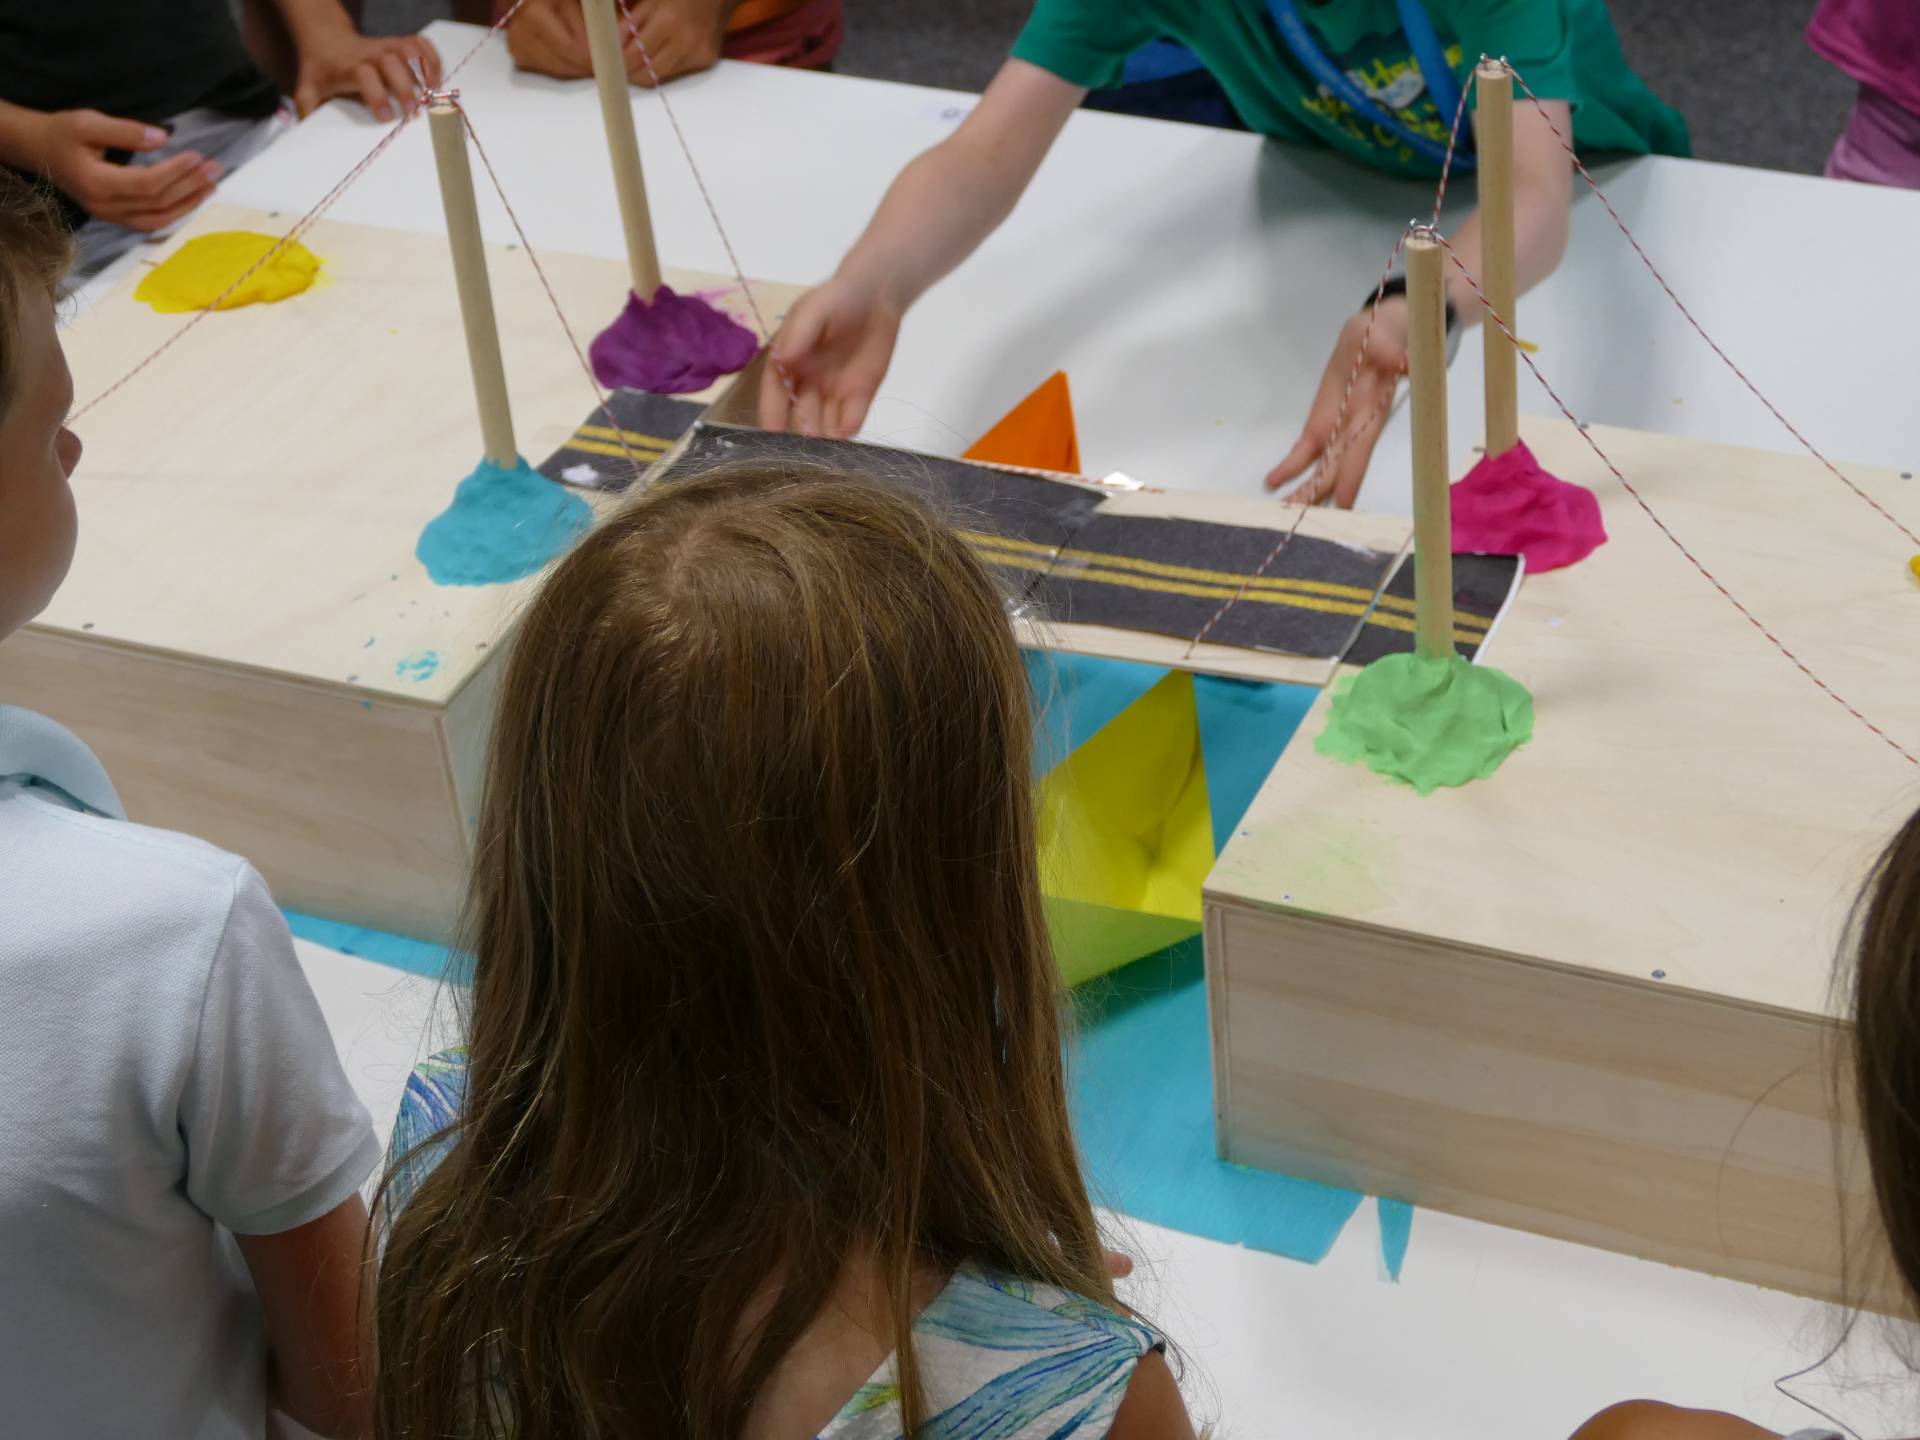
[388,1050,1163,1440]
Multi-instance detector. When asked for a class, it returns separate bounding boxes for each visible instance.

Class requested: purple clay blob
[589,284,759,395]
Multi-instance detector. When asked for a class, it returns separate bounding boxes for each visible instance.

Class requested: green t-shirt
[1012,0,1690,176]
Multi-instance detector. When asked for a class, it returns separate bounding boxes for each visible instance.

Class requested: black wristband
[1368,274,1456,334]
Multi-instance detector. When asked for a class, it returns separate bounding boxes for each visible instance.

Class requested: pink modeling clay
[1451,439,1607,573]
[589,285,758,394]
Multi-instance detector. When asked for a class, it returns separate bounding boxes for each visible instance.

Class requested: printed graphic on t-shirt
[1297,41,1468,169]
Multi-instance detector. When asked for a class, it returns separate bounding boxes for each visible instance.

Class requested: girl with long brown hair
[373,463,1195,1440]
[1570,806,1920,1440]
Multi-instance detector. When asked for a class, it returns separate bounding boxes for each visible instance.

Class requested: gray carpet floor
[367,0,1854,175]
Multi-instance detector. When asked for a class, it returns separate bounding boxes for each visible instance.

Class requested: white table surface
[166,20,1920,1433]
[197,21,1920,525]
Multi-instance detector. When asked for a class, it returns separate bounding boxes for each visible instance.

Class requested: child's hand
[293,28,443,122]
[620,0,732,86]
[505,0,594,79]
[33,110,222,231]
[760,273,902,439]
[505,0,729,85]
[1265,298,1411,509]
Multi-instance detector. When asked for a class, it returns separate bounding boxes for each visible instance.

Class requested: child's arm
[236,1194,374,1440]
[178,865,382,1440]
[1107,1349,1199,1440]
[1571,1401,1784,1440]
[0,100,220,230]
[270,0,444,121]
[759,58,1084,439]
[1265,97,1574,508]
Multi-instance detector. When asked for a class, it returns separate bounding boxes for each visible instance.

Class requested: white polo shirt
[0,705,380,1439]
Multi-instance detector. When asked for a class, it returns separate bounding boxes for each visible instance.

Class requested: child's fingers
[1326,397,1391,509]
[626,9,683,84]
[1264,427,1325,492]
[74,109,171,153]
[122,185,216,234]
[375,50,422,114]
[93,150,207,204]
[559,0,591,52]
[362,61,401,121]
[412,36,445,89]
[120,168,218,229]
[141,157,222,213]
[829,385,873,440]
[758,358,794,432]
[791,387,826,438]
[354,62,396,123]
[1279,465,1335,506]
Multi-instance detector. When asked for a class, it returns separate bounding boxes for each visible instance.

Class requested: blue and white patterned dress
[387,1049,1163,1439]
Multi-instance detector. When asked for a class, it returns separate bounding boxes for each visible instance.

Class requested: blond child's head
[0,174,79,641]
[376,463,1115,1439]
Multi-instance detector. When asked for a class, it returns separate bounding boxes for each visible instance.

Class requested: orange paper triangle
[964,371,1081,474]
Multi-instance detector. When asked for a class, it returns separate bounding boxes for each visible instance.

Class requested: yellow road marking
[963,529,1382,603]
[563,437,670,462]
[576,423,677,448]
[975,546,1488,634]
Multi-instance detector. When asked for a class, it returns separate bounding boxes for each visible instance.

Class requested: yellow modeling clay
[135,231,321,313]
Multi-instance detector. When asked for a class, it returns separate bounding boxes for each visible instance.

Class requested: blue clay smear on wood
[417,455,593,587]
[395,650,441,683]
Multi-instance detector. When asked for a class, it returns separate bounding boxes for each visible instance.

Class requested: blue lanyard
[1264,0,1476,171]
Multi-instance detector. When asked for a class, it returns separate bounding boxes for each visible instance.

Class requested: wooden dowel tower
[583,0,664,299]
[1476,57,1519,457]
[1405,228,1456,661]
[427,99,517,468]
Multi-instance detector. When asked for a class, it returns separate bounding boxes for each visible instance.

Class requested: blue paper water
[1071,940,1366,1263]
[1377,1197,1414,1280]
[283,909,462,983]
[417,455,593,587]
[1025,650,1167,776]
[1191,674,1318,850]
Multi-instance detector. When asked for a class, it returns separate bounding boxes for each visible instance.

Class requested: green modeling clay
[1316,651,1533,795]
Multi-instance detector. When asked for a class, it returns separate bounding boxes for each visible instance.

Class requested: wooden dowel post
[582,0,663,299]
[1476,58,1519,457]
[1406,230,1456,662]
[427,100,517,468]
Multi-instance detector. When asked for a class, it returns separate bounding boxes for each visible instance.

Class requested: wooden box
[1204,418,1920,1301]
[0,205,796,940]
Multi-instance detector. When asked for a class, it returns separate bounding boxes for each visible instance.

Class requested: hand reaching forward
[759,272,902,439]
[33,111,221,231]
[294,27,442,122]
[1265,297,1410,508]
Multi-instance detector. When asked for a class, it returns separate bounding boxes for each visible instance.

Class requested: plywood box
[8,204,1420,941]
[0,205,798,940]
[1205,418,1920,1302]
